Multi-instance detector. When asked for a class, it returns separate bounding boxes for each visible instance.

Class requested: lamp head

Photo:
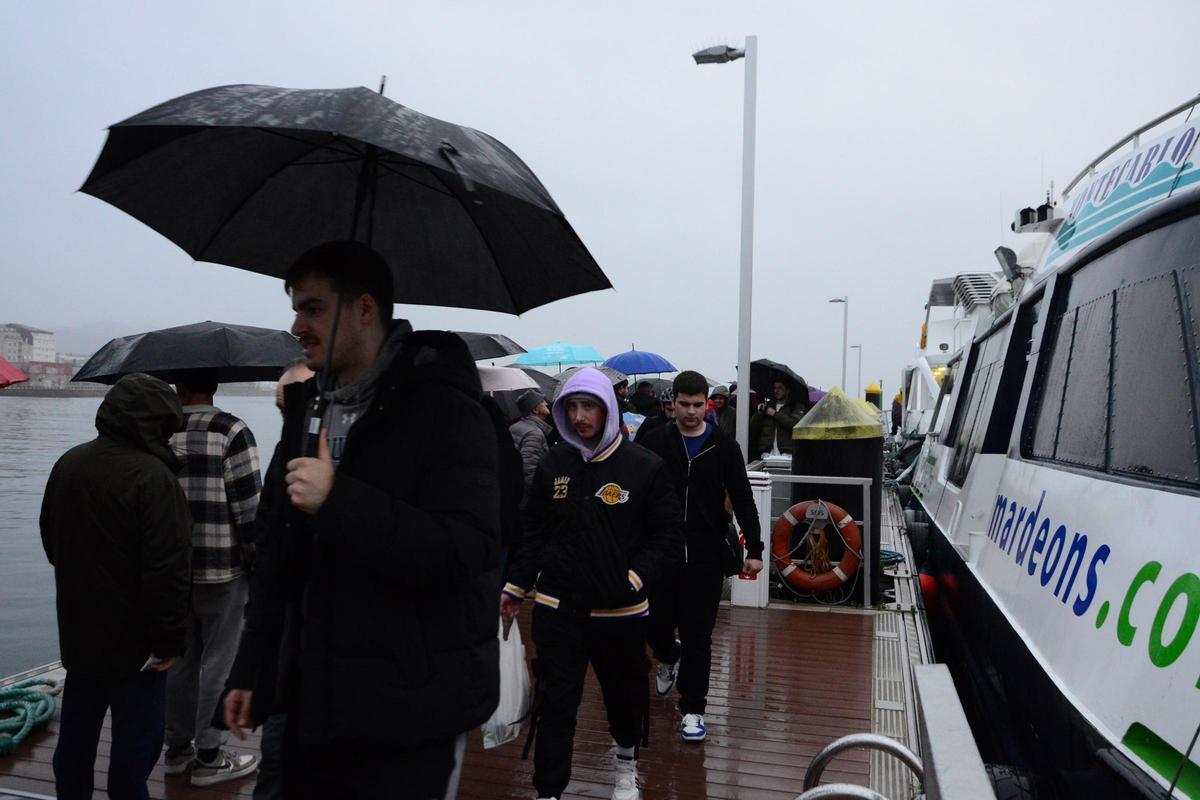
[693,45,746,64]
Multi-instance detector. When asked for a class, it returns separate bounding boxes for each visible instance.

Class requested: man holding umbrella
[222,241,501,798]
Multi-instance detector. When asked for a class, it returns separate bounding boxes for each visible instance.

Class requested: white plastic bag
[481,617,532,749]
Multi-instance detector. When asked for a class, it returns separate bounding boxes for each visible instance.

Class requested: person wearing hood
[500,367,684,800]
[221,241,501,799]
[41,372,193,800]
[709,385,735,437]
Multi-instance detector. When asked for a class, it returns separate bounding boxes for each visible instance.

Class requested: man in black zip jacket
[221,241,500,799]
[637,370,763,744]
[500,367,683,800]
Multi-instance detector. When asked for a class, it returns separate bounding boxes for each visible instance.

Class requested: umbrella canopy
[72,321,303,385]
[81,84,612,315]
[0,356,28,389]
[514,342,603,367]
[478,365,539,393]
[552,365,628,399]
[456,331,525,361]
[750,358,810,403]
[603,349,676,375]
[510,366,558,394]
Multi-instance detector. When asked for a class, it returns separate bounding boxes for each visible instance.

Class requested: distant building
[0,323,56,364]
[57,353,92,368]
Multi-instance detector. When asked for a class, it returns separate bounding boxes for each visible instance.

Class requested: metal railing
[750,468,874,606]
[798,733,923,800]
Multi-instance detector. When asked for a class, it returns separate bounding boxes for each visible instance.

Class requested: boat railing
[1061,93,1200,197]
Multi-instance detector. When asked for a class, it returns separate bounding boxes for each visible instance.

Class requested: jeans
[252,713,287,800]
[53,669,167,800]
[166,576,248,752]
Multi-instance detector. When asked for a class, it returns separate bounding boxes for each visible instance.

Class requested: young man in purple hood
[500,367,683,800]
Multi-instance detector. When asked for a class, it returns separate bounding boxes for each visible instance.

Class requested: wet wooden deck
[1,605,874,799]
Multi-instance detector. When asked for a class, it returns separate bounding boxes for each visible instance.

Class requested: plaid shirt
[171,405,262,583]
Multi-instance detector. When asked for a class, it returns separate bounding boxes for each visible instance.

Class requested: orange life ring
[771,500,862,592]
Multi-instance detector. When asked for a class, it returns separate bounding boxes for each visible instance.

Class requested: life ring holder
[771,500,863,593]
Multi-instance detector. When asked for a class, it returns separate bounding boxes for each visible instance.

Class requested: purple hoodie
[552,367,622,461]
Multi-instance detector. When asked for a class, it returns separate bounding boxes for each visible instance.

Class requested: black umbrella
[72,321,302,385]
[456,331,525,361]
[81,84,612,315]
[750,358,810,404]
[510,366,558,394]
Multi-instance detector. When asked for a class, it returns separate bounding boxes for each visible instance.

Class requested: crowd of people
[38,240,812,800]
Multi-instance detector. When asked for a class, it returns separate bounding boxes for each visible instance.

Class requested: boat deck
[1,490,930,799]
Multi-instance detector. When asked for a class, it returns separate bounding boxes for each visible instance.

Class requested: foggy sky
[3,1,1197,392]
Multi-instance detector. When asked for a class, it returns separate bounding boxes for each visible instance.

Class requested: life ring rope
[771,499,864,593]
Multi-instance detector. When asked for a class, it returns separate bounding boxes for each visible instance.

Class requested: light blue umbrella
[603,348,676,375]
[514,342,603,368]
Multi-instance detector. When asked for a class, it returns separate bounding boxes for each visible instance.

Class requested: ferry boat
[905,95,1200,798]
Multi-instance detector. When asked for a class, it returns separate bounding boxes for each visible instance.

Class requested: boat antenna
[379,75,387,95]
[1167,715,1200,796]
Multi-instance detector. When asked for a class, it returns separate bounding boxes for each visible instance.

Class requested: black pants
[530,604,648,799]
[281,710,458,799]
[646,556,725,715]
[53,670,166,800]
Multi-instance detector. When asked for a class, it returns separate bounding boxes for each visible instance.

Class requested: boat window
[948,333,1007,485]
[928,363,957,431]
[1054,295,1112,469]
[1021,208,1200,489]
[1110,271,1198,482]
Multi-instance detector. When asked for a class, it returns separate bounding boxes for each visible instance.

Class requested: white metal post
[841,298,848,391]
[734,35,758,462]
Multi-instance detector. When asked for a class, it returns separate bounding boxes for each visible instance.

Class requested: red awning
[0,356,28,389]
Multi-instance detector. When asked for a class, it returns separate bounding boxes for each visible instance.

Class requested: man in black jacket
[41,373,193,800]
[500,367,683,800]
[221,241,500,799]
[637,370,762,744]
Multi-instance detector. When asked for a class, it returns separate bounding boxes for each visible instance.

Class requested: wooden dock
[2,491,929,799]
[0,605,877,799]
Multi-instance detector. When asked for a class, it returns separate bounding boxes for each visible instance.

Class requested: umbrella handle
[303,396,327,457]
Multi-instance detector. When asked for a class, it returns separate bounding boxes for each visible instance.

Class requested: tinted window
[948,333,1006,486]
[1110,272,1198,482]
[1021,209,1200,489]
[1054,295,1112,468]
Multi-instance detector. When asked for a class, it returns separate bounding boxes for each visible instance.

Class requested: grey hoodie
[321,320,413,466]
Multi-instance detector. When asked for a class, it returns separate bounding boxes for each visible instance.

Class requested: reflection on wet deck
[460,604,873,799]
[0,605,874,799]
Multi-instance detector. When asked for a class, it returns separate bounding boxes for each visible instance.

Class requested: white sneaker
[190,750,259,786]
[654,662,677,697]
[612,756,640,800]
[681,713,706,742]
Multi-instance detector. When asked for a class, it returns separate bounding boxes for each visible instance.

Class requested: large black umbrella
[72,321,302,385]
[456,331,525,361]
[750,358,810,405]
[510,366,558,394]
[81,84,612,315]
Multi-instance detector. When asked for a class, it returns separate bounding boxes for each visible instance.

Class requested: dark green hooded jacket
[40,373,192,678]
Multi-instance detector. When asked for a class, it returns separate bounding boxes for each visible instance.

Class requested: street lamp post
[850,344,862,399]
[829,296,848,391]
[694,36,757,461]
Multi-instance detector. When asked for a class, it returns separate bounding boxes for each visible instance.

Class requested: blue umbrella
[604,348,676,375]
[514,342,603,367]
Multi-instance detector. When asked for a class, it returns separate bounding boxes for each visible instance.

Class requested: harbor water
[0,393,282,678]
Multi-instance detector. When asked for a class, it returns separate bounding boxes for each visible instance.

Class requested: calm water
[0,393,282,678]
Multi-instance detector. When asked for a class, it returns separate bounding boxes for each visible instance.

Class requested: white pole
[840,297,848,392]
[734,35,757,461]
[855,346,862,399]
